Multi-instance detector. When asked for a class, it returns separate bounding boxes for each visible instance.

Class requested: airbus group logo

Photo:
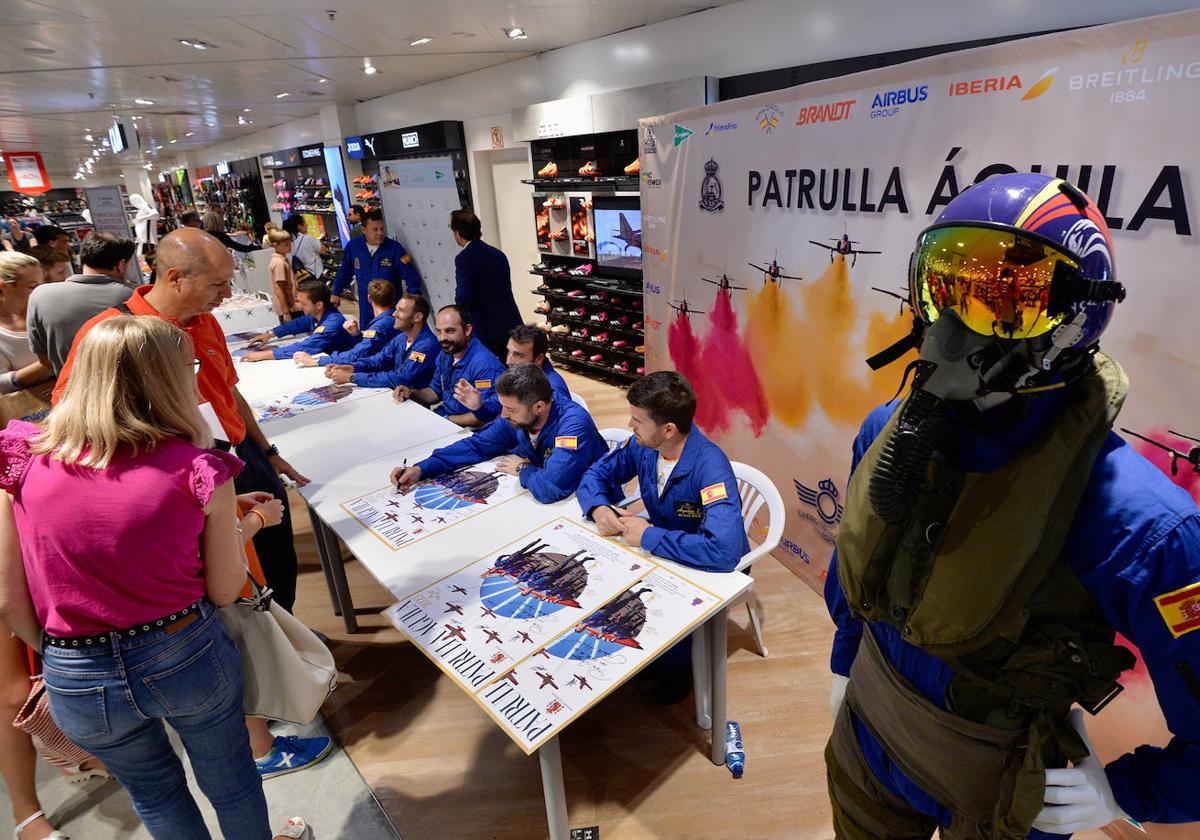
[756,104,784,134]
[868,84,928,119]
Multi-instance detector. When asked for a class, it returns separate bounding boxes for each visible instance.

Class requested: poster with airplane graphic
[248,382,377,425]
[385,519,647,696]
[341,457,526,550]
[478,565,720,753]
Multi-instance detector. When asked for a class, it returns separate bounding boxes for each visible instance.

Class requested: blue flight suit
[576,429,750,572]
[348,325,439,390]
[825,396,1200,832]
[314,310,398,365]
[455,238,522,359]
[332,236,422,325]
[472,359,572,424]
[270,309,356,360]
[428,337,506,419]
[416,397,607,504]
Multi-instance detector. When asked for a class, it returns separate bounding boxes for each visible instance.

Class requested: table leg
[306,505,342,616]
[709,607,728,766]
[538,736,569,840]
[316,512,359,634]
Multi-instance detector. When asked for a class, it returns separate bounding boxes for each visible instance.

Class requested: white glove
[830,674,849,720]
[1032,708,1131,834]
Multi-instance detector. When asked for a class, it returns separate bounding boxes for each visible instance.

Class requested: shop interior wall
[486,148,543,323]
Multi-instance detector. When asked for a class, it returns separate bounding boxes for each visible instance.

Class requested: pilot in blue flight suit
[331,208,421,325]
[308,279,399,366]
[454,324,572,424]
[242,278,356,362]
[576,370,749,572]
[392,304,506,427]
[391,364,606,504]
[824,174,1200,838]
[318,293,438,390]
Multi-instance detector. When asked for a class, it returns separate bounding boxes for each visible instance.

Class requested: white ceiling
[0,0,734,180]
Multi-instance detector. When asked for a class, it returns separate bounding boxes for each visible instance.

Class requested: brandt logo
[795,99,856,126]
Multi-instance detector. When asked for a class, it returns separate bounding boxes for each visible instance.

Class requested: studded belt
[43,599,206,649]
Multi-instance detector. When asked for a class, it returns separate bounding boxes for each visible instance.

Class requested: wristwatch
[516,462,530,474]
[263,444,280,458]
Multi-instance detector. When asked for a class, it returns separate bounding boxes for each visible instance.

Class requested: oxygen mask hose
[868,375,950,524]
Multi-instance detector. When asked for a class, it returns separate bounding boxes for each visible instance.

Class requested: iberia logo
[947,74,1023,97]
[673,124,694,147]
[1021,68,1056,100]
[1122,39,1149,65]
[644,245,669,262]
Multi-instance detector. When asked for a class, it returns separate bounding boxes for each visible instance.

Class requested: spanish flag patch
[700,482,728,505]
[475,379,491,389]
[400,254,412,264]
[555,436,578,450]
[409,350,426,363]
[362,329,376,338]
[314,326,326,334]
[1154,581,1200,638]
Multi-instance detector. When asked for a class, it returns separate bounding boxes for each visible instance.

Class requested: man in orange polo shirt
[55,228,311,610]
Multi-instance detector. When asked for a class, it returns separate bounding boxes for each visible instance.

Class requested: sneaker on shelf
[581,199,593,210]
[623,158,641,175]
[537,161,559,178]
[589,291,607,301]
[632,321,643,331]
[610,315,629,327]
[578,161,599,177]
[636,366,646,375]
[588,353,604,363]
[565,289,585,298]
[612,339,628,348]
[571,328,589,339]
[635,345,646,353]
[578,263,593,276]
[538,323,552,333]
[613,360,631,373]
[571,308,587,317]
[590,310,607,322]
[256,735,333,780]
[535,283,552,293]
[534,302,551,314]
[591,332,608,344]
[550,324,569,334]
[549,227,569,241]
[571,349,585,357]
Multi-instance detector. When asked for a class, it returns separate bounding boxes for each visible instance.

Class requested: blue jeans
[41,601,271,840]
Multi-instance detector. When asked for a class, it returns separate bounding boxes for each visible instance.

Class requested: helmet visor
[909,225,1079,340]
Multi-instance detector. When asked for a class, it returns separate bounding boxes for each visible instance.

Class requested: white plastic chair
[691,461,784,729]
[597,428,641,507]
[570,391,590,413]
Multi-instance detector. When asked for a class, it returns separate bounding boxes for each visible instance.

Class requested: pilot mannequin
[128,194,158,262]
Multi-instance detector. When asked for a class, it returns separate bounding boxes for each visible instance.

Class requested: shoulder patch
[700,482,729,505]
[362,329,376,338]
[620,435,632,448]
[555,436,578,450]
[313,326,326,334]
[1154,581,1200,638]
[400,254,412,264]
[409,350,426,363]
[475,379,492,389]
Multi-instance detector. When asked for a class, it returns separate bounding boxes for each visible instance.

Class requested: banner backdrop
[641,12,1198,836]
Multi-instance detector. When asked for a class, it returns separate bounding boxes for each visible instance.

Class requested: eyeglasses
[192,358,202,375]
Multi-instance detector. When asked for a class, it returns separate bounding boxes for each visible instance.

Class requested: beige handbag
[218,577,337,724]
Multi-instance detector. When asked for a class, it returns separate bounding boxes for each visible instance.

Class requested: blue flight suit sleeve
[519,410,606,504]
[353,332,438,390]
[272,315,314,339]
[640,455,745,573]
[332,242,355,296]
[273,313,352,360]
[416,420,517,478]
[825,402,895,676]
[577,440,639,517]
[473,391,502,424]
[1094,510,1200,824]
[317,314,395,365]
[395,242,422,296]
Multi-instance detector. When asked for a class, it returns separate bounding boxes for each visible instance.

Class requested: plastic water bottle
[725,720,745,778]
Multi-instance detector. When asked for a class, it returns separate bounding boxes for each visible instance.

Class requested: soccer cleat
[571,307,587,317]
[538,322,552,333]
[571,349,585,358]
[590,310,607,322]
[591,332,608,344]
[635,345,645,354]
[577,263,593,276]
[613,360,630,373]
[609,315,629,327]
[534,302,551,314]
[636,366,645,375]
[589,353,604,363]
[623,158,640,175]
[542,196,565,209]
[550,324,569,334]
[632,321,643,331]
[571,327,589,339]
[549,227,569,241]
[612,339,628,349]
[581,199,593,210]
[537,161,558,177]
[588,291,607,300]
[256,735,332,780]
[578,161,599,177]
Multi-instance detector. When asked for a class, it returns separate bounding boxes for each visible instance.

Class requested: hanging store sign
[3,151,50,195]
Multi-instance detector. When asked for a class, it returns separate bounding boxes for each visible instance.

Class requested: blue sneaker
[255,735,333,780]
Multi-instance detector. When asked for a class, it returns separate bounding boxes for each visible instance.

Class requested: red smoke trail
[668,312,728,431]
[698,289,768,435]
[1130,428,1200,503]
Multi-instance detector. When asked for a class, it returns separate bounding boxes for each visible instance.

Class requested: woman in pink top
[0,316,307,840]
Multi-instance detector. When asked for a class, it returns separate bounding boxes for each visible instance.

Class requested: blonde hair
[267,229,292,246]
[34,316,212,468]
[0,251,40,285]
[263,222,277,233]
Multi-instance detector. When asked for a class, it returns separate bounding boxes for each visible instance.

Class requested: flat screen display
[592,196,641,274]
[108,122,127,153]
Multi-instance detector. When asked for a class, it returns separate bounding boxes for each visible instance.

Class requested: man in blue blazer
[452,209,522,361]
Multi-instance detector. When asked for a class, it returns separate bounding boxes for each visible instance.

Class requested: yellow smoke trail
[745,278,813,426]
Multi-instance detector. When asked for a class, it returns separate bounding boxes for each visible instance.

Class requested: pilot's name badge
[380,258,393,267]
[675,501,703,520]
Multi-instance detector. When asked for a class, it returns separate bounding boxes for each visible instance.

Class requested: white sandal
[11,810,68,840]
[61,763,111,785]
[273,816,309,839]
